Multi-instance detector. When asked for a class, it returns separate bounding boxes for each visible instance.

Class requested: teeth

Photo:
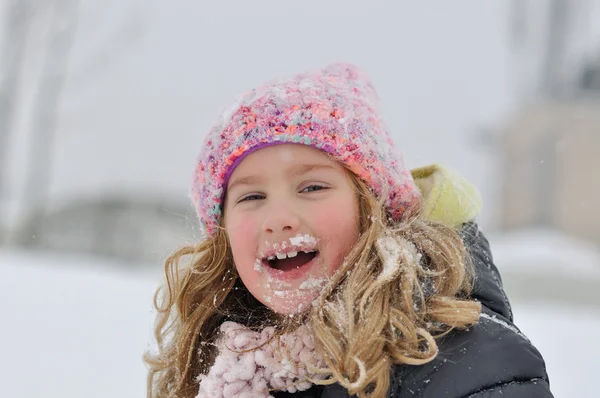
[265,249,316,261]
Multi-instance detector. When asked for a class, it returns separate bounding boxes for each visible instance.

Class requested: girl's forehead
[235,144,337,173]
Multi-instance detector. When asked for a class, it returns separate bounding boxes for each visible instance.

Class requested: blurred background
[1,0,598,396]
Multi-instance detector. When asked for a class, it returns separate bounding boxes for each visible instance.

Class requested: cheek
[318,196,359,233]
[226,214,258,259]
[312,198,359,258]
[314,207,352,229]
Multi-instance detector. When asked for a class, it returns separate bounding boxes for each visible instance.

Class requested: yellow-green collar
[411,164,482,227]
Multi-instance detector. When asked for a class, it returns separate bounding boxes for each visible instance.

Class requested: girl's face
[224,144,360,315]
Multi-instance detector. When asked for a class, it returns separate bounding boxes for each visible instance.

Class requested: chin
[261,290,320,316]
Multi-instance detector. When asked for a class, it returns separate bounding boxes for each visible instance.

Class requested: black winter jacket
[274,223,553,398]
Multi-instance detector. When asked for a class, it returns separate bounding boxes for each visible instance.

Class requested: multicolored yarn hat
[191,63,421,235]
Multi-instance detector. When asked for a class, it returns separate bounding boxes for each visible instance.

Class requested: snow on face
[257,233,319,260]
[223,144,360,315]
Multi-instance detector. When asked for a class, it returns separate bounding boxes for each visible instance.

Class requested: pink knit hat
[191,63,421,235]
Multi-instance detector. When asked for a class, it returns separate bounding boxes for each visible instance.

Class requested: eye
[301,184,328,193]
[238,194,265,203]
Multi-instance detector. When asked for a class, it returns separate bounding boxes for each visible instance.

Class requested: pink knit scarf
[196,321,327,398]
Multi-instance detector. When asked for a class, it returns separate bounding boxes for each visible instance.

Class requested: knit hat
[191,63,421,235]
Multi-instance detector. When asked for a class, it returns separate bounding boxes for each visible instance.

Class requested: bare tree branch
[541,0,570,96]
[0,0,33,237]
[67,2,146,94]
[20,0,80,238]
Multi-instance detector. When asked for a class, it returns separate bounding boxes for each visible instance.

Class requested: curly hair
[144,171,482,398]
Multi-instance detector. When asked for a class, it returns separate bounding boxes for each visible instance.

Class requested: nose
[262,201,301,234]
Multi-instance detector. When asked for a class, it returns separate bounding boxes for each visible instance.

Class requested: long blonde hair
[144,172,481,397]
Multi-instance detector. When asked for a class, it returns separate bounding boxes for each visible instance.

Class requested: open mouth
[264,250,319,272]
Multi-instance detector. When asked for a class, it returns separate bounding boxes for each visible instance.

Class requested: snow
[514,305,599,398]
[375,234,422,282]
[0,249,158,398]
[489,228,600,277]
[479,312,528,340]
[375,234,404,282]
[2,227,599,397]
[489,229,600,398]
[288,234,318,249]
[298,277,327,291]
[260,234,319,260]
[254,258,263,272]
[2,1,598,395]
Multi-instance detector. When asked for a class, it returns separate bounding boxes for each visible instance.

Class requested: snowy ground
[2,231,599,397]
[488,230,600,398]
[1,251,157,398]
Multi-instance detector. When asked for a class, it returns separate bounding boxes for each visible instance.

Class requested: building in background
[498,0,600,245]
[499,95,600,244]
[12,196,194,265]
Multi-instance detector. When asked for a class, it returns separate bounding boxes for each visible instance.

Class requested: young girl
[145,63,553,397]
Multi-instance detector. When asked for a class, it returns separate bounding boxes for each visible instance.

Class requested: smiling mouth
[265,251,319,272]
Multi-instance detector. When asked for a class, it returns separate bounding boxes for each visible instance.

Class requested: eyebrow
[227,163,336,192]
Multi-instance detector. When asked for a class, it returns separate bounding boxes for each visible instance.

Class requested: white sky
[4,1,600,230]
[4,0,513,229]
